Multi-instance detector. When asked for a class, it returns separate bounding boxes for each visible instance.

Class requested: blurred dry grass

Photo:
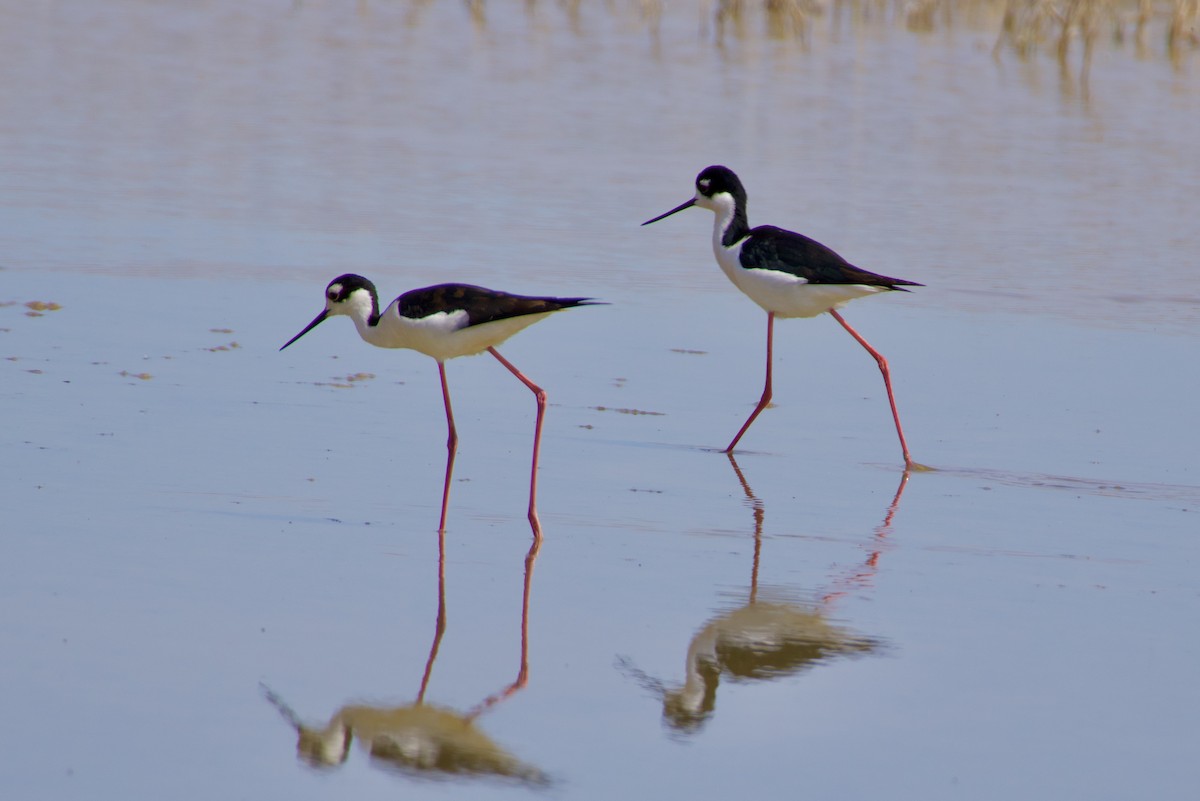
[992,0,1199,64]
[411,0,1198,65]
[629,0,1200,63]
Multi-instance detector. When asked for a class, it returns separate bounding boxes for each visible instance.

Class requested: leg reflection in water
[619,456,909,735]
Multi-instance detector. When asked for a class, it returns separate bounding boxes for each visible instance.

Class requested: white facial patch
[699,188,734,215]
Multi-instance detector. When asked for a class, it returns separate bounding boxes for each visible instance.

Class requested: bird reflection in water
[621,456,909,735]
[262,529,546,785]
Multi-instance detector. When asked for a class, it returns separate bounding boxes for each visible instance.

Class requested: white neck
[707,193,746,283]
[339,289,384,345]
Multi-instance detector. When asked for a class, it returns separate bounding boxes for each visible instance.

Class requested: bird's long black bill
[641,198,696,226]
[280,309,329,351]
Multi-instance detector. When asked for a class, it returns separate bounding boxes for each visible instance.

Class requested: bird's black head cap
[696,165,746,202]
[325,274,377,305]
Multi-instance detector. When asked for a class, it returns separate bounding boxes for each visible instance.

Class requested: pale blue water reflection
[2,272,1198,799]
[2,2,1199,800]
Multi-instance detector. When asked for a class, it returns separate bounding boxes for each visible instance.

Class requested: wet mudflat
[2,2,1198,800]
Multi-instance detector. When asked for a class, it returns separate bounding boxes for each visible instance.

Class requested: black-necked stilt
[281,274,600,532]
[643,165,922,468]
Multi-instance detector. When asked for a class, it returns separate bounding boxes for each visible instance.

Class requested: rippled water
[2,2,1198,800]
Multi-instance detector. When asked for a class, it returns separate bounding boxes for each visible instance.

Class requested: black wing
[396,283,599,327]
[742,226,922,289]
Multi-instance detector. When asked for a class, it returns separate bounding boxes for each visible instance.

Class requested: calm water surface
[2,2,1198,800]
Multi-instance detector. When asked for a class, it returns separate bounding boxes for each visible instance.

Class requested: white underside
[352,305,554,362]
[715,239,887,318]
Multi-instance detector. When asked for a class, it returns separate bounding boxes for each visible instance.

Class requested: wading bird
[281,274,600,533]
[643,166,921,467]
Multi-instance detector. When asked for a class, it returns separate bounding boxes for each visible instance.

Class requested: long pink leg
[436,438,457,535]
[725,312,775,453]
[436,362,458,533]
[828,309,914,469]
[488,347,545,537]
[438,361,458,452]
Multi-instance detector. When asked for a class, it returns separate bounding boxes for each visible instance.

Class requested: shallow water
[2,2,1199,800]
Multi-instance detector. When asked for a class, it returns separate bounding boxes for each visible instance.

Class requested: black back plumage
[396,283,600,327]
[740,227,923,290]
